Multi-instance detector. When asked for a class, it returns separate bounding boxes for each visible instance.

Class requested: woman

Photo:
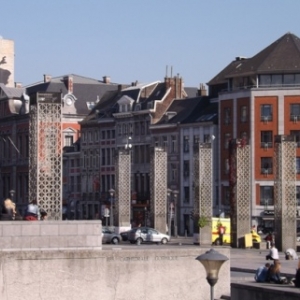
[266,260,285,284]
[24,200,40,221]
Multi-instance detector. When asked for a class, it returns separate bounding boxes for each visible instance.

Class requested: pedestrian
[266,260,286,284]
[1,198,17,220]
[285,248,298,260]
[266,242,279,261]
[24,200,40,221]
[293,259,300,287]
[265,232,273,249]
[218,223,225,245]
[255,262,271,282]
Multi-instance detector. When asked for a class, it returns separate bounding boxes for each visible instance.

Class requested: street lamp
[109,188,115,226]
[144,206,147,226]
[167,188,172,236]
[173,190,179,238]
[196,248,228,300]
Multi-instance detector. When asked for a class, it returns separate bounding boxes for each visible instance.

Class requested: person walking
[266,242,279,261]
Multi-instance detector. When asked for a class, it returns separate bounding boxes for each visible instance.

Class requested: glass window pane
[260,75,271,86]
[283,74,294,85]
[272,74,282,85]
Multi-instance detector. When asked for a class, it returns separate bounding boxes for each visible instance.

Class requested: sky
[1,0,300,88]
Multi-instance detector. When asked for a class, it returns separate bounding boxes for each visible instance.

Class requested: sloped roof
[155,96,216,125]
[25,74,120,115]
[0,83,24,98]
[208,32,300,85]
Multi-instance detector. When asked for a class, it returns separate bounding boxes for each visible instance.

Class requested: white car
[102,227,121,244]
[127,227,170,245]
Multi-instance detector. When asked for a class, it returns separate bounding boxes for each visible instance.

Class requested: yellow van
[211,217,261,245]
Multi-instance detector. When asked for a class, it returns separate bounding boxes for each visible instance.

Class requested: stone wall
[0,221,102,250]
[0,247,230,300]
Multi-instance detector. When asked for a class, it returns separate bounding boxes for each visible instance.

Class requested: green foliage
[198,214,210,228]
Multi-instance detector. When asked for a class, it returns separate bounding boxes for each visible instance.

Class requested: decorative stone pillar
[229,139,251,248]
[274,135,296,251]
[192,143,213,245]
[29,92,62,220]
[115,149,131,227]
[150,147,167,234]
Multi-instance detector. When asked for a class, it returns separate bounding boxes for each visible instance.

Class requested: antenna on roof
[171,66,173,78]
[166,65,168,77]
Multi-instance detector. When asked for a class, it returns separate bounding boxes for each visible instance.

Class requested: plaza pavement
[170,236,300,278]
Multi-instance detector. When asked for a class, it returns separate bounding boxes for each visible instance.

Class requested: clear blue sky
[1,0,300,88]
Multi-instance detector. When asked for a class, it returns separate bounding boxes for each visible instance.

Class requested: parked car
[102,227,121,245]
[127,227,170,245]
[120,230,130,242]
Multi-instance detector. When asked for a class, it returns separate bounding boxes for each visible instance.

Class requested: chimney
[64,75,73,94]
[103,76,111,84]
[43,74,52,83]
[14,82,22,88]
[198,83,207,96]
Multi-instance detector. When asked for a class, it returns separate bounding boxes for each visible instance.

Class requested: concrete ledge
[231,282,300,300]
[0,247,230,300]
[0,221,102,250]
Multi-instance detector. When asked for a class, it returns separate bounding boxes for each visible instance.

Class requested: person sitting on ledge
[293,259,300,287]
[24,200,40,221]
[255,263,270,282]
[266,242,279,261]
[1,198,16,220]
[266,260,287,284]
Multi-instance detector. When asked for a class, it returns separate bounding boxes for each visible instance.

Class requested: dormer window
[135,104,141,111]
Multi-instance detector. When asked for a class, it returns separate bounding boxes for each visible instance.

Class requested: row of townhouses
[0,32,300,235]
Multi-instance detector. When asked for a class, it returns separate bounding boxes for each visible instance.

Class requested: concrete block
[21,224,40,236]
[30,236,50,249]
[59,224,78,236]
[86,235,101,247]
[2,224,22,237]
[48,236,67,248]
[40,224,59,236]
[0,236,12,248]
[11,236,29,249]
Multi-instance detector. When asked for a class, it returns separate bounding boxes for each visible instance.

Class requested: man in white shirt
[266,243,279,260]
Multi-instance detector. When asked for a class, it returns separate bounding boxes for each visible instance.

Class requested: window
[224,133,231,149]
[224,159,229,175]
[184,186,190,203]
[296,157,300,174]
[171,164,177,181]
[171,136,176,153]
[153,137,159,147]
[297,186,300,206]
[140,122,145,135]
[261,157,273,175]
[183,160,189,177]
[163,136,168,151]
[290,104,300,122]
[203,134,210,143]
[241,131,248,142]
[261,131,273,148]
[101,131,105,139]
[261,104,272,122]
[65,135,73,147]
[260,186,274,206]
[290,130,300,147]
[183,136,189,153]
[101,149,106,166]
[240,106,248,123]
[193,135,199,145]
[224,108,231,125]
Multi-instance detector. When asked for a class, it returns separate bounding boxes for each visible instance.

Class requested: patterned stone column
[229,139,251,248]
[115,149,131,227]
[150,147,167,234]
[274,135,297,251]
[29,92,62,220]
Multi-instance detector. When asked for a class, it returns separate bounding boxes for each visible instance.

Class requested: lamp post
[173,190,179,238]
[109,188,115,226]
[144,206,147,226]
[167,188,172,236]
[196,248,228,300]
